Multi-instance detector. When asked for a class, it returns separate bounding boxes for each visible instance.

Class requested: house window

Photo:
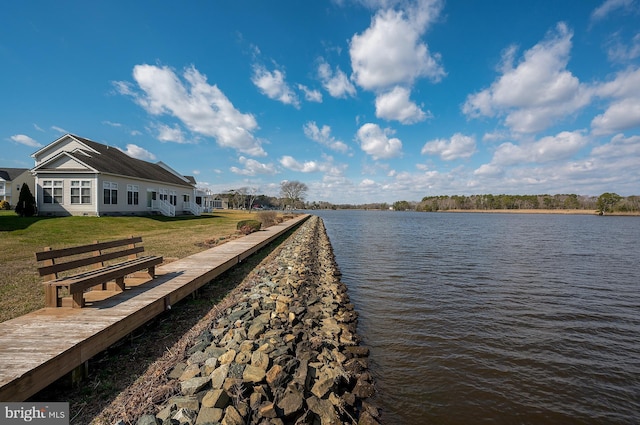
[103,182,118,205]
[127,185,139,205]
[71,180,91,204]
[183,194,190,202]
[169,191,177,206]
[43,180,63,204]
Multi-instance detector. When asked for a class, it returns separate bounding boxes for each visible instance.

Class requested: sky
[2,0,640,204]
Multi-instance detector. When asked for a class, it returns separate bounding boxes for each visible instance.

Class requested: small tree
[596,192,622,215]
[15,184,36,217]
[393,200,411,211]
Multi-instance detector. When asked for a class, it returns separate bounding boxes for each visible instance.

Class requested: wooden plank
[37,246,145,276]
[35,237,143,261]
[0,214,310,402]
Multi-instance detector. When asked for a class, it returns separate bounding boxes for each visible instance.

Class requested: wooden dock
[0,214,310,401]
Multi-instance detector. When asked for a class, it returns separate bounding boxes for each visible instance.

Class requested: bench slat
[37,246,145,277]
[35,236,143,261]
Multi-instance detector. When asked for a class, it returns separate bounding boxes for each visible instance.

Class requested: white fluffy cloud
[606,32,640,62]
[591,0,634,22]
[280,155,347,179]
[488,130,589,168]
[592,133,640,158]
[349,1,444,91]
[303,121,349,153]
[297,84,323,102]
[356,123,403,159]
[115,64,266,156]
[252,65,300,108]
[591,98,640,135]
[591,67,640,135]
[120,144,157,161]
[10,134,42,147]
[421,133,476,160]
[317,59,357,98]
[463,23,591,133]
[230,156,277,176]
[280,156,323,173]
[375,86,429,124]
[155,123,187,143]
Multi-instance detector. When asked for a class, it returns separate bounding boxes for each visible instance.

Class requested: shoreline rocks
[141,216,380,425]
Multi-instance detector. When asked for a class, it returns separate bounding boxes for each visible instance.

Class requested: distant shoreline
[311,208,640,216]
[441,209,640,216]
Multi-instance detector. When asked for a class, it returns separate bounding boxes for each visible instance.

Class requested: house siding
[97,174,195,216]
[36,172,99,216]
[0,170,35,207]
[34,138,97,166]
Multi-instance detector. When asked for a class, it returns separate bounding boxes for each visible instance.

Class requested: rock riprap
[142,216,380,425]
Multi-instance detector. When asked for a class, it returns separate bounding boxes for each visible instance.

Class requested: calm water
[311,210,640,425]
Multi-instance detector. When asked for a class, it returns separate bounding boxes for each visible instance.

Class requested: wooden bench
[35,236,163,308]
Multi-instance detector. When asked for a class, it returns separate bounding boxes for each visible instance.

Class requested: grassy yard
[0,210,274,323]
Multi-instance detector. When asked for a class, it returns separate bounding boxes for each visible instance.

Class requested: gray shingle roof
[66,135,194,187]
[0,168,29,181]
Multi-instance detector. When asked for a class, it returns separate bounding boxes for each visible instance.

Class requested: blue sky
[2,0,639,204]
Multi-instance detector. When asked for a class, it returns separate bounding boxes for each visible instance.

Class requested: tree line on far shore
[308,193,639,215]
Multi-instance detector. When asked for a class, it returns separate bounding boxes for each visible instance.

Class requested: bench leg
[147,266,156,279]
[44,285,59,308]
[72,292,84,309]
[114,276,125,292]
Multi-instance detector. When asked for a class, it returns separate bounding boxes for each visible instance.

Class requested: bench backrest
[35,236,145,281]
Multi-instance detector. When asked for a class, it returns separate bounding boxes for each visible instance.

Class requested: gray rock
[210,364,230,389]
[179,363,202,381]
[227,363,245,379]
[172,408,197,424]
[168,363,187,380]
[169,396,200,411]
[195,407,223,424]
[187,350,209,366]
[181,376,210,396]
[136,415,159,425]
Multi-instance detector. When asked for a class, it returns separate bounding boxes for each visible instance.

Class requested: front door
[147,189,157,208]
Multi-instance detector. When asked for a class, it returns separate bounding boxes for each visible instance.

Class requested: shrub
[257,210,278,227]
[236,220,261,235]
[0,200,10,210]
[14,184,36,217]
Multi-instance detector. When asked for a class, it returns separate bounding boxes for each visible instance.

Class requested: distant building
[0,168,35,208]
[31,134,202,217]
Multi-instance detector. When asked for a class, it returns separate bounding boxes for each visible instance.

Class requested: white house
[0,168,35,208]
[31,134,202,217]
[190,186,229,212]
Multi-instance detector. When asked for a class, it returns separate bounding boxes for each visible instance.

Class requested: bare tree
[245,187,259,212]
[280,180,308,210]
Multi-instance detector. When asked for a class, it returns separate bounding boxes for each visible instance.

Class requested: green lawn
[0,210,270,322]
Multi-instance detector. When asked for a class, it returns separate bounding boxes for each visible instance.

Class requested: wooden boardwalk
[0,214,310,401]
